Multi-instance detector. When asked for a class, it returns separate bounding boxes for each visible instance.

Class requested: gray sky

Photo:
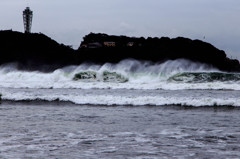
[1,0,240,60]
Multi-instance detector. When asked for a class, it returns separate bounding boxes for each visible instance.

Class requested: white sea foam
[0,59,239,90]
[1,91,240,107]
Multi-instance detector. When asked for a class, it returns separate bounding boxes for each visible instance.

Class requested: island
[0,30,239,72]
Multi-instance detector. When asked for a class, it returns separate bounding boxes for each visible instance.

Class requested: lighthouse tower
[23,7,33,33]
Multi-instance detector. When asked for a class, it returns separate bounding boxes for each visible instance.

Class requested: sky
[1,0,240,60]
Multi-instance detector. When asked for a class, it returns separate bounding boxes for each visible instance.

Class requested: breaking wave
[1,89,240,107]
[73,71,128,83]
[169,72,240,83]
[0,59,239,90]
[2,96,240,107]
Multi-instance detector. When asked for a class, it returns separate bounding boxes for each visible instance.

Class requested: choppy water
[0,59,240,158]
[0,102,240,159]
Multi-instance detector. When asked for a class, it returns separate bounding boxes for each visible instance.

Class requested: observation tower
[23,7,33,33]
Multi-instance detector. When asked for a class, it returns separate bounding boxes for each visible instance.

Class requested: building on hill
[104,42,116,47]
[87,42,102,48]
[80,42,102,48]
[80,44,88,48]
[127,42,134,47]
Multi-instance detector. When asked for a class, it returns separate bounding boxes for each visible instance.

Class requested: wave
[169,72,240,83]
[0,59,239,90]
[73,71,128,83]
[1,92,240,107]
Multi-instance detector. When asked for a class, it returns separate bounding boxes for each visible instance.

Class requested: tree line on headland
[0,30,239,72]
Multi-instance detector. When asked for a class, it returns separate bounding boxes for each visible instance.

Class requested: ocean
[0,59,240,158]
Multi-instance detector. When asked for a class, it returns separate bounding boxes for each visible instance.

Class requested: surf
[168,72,240,83]
[0,59,239,90]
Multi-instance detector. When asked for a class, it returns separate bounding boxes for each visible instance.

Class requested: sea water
[0,59,240,158]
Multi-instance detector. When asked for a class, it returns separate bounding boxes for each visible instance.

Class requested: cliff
[0,30,239,72]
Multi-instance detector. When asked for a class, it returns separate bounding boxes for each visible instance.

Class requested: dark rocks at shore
[0,30,239,72]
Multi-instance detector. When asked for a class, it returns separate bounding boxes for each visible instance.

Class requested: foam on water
[0,59,239,90]
[1,88,240,107]
[3,94,238,106]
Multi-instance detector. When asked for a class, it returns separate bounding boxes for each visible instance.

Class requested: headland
[0,30,239,72]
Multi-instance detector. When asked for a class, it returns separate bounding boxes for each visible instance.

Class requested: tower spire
[23,7,33,33]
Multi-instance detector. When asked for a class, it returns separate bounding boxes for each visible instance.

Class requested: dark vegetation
[0,30,76,71]
[0,30,239,72]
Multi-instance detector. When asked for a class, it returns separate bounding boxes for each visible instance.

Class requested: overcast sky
[1,0,240,60]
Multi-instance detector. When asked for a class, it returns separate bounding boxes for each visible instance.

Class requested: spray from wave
[0,59,239,90]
